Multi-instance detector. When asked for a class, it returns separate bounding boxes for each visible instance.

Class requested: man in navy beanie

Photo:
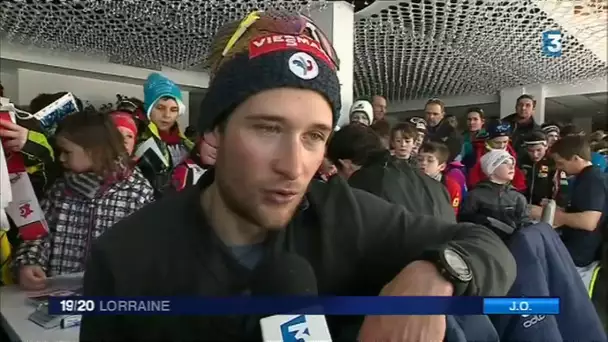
[80,10,515,341]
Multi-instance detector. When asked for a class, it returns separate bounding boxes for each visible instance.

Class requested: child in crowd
[592,139,608,165]
[390,123,418,167]
[135,73,194,197]
[109,110,138,155]
[348,100,374,126]
[370,119,391,150]
[560,124,608,172]
[519,130,568,206]
[407,116,427,155]
[418,142,462,216]
[171,132,217,192]
[541,122,560,147]
[467,120,526,192]
[460,149,531,239]
[116,97,147,134]
[13,111,155,288]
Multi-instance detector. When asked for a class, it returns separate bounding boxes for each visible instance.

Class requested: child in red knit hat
[109,111,138,155]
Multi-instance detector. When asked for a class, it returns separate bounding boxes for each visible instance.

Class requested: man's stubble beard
[215,173,300,231]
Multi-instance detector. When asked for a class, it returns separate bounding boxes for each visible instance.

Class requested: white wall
[1,40,209,89]
[0,67,18,100]
[1,39,213,129]
[309,2,355,127]
[387,94,499,113]
[188,90,207,130]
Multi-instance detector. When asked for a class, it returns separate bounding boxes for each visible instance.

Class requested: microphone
[251,254,333,342]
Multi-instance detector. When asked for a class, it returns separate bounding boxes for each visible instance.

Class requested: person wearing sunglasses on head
[80,11,515,342]
[407,116,428,155]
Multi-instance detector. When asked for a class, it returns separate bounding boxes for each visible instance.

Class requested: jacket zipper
[82,202,96,268]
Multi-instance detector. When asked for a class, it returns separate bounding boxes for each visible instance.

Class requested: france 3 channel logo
[542,30,563,58]
[280,315,310,342]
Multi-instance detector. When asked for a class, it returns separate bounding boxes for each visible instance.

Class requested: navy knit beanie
[198,34,341,133]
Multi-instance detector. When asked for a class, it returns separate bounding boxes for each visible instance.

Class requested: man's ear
[438,163,447,172]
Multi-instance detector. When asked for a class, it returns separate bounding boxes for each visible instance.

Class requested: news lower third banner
[47,297,560,316]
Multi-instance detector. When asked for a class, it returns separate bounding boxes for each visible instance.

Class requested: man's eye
[307,132,326,142]
[254,124,280,134]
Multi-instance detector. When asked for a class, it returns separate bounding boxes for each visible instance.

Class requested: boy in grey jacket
[460,149,532,239]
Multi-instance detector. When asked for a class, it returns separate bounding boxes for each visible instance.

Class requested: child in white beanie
[459,149,532,239]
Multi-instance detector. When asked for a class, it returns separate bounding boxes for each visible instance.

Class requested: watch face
[444,248,471,279]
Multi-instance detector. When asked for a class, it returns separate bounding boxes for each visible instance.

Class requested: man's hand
[528,204,543,220]
[358,260,453,342]
[0,119,29,152]
[19,265,47,290]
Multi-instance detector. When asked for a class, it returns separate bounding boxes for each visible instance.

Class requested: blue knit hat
[486,121,512,140]
[143,73,185,118]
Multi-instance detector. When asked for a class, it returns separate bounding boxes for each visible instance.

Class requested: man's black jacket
[426,119,464,162]
[80,170,516,341]
[348,152,456,222]
[502,114,540,155]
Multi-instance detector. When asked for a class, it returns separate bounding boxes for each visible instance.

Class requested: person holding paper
[13,110,154,289]
[134,73,194,198]
[81,11,516,341]
[0,115,56,198]
[0,100,57,285]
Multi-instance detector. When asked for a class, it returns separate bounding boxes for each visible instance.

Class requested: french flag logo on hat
[289,52,319,80]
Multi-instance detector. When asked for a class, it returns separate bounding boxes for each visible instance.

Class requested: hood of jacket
[474,179,516,192]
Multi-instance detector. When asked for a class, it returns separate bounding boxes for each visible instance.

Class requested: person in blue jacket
[490,222,606,342]
[529,135,607,268]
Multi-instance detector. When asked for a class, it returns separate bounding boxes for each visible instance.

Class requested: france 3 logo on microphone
[263,314,332,342]
[542,30,563,58]
[280,315,310,342]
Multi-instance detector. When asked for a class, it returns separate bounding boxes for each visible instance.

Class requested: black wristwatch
[421,247,472,295]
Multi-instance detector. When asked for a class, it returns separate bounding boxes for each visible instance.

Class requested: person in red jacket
[418,141,462,216]
[468,120,526,192]
[171,133,216,192]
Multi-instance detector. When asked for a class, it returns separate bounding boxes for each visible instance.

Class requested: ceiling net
[354,0,608,101]
[0,0,326,70]
[1,0,606,101]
